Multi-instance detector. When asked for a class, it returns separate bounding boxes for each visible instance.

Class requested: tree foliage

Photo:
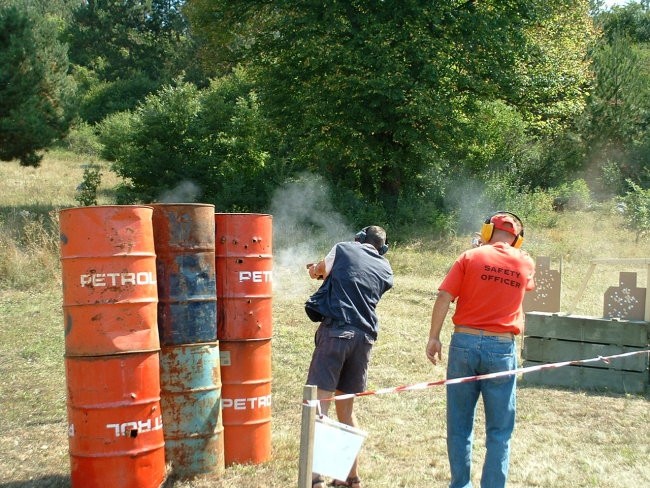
[105,69,281,211]
[185,0,595,219]
[585,2,650,196]
[65,0,205,123]
[66,0,191,82]
[618,180,650,241]
[0,4,75,166]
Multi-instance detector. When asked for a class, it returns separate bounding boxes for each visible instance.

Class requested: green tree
[186,1,595,219]
[66,0,191,81]
[106,69,278,211]
[585,2,650,195]
[0,5,75,166]
[65,0,205,123]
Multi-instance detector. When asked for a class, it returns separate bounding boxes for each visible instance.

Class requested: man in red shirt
[426,212,535,488]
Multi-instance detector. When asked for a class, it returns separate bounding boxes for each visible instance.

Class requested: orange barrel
[151,204,217,345]
[219,339,272,465]
[214,213,273,340]
[159,342,225,478]
[59,206,159,356]
[215,213,273,465]
[65,352,166,488]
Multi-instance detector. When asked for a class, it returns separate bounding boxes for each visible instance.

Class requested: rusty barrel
[159,342,225,478]
[215,213,273,341]
[59,206,159,356]
[151,204,217,345]
[66,352,166,488]
[215,213,273,465]
[60,205,165,487]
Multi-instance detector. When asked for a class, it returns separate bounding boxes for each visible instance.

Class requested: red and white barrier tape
[306,349,650,405]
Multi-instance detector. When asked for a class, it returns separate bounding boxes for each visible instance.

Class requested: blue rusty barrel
[151,204,217,345]
[159,342,225,478]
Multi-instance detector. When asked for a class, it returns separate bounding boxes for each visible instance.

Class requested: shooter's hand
[306,262,324,280]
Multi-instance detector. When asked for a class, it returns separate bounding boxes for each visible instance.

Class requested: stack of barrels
[60,206,166,488]
[215,213,273,466]
[152,204,225,479]
[60,206,273,487]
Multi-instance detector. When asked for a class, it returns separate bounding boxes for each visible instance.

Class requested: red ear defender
[480,212,524,248]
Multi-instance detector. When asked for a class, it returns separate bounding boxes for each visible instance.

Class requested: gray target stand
[522,258,650,394]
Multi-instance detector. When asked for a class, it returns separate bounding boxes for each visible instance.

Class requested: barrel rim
[214,213,272,217]
[151,203,216,209]
[59,205,155,213]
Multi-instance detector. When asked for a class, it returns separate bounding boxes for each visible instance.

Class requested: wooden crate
[522,311,650,394]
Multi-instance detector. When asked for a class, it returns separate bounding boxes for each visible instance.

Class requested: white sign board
[312,416,368,481]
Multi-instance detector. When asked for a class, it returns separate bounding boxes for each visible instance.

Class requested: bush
[617,180,650,242]
[75,164,102,206]
[97,111,137,162]
[78,74,160,124]
[61,121,103,157]
[551,179,593,211]
[481,173,558,229]
[103,70,279,210]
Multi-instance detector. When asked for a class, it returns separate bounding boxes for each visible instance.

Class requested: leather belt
[454,326,515,340]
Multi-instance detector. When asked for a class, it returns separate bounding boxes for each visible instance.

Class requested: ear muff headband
[355,227,368,244]
[355,226,389,255]
[480,211,525,249]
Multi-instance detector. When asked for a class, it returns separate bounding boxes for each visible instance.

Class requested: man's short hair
[364,225,387,251]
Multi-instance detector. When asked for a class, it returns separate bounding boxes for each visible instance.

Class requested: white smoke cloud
[157,181,201,203]
[443,177,490,232]
[270,173,353,297]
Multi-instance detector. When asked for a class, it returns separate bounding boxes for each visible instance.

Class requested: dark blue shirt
[306,241,393,339]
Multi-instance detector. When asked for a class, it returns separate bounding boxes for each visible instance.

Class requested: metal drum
[219,339,272,464]
[159,342,225,478]
[66,352,166,488]
[60,205,165,487]
[152,204,217,345]
[214,213,273,341]
[59,205,159,356]
[215,213,273,465]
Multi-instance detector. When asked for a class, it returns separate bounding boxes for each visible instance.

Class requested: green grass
[0,153,648,487]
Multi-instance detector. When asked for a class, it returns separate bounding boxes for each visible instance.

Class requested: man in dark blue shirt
[305,225,393,488]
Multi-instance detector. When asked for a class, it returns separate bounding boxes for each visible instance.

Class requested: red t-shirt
[439,242,535,334]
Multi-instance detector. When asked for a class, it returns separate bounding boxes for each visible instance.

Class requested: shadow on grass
[0,475,70,488]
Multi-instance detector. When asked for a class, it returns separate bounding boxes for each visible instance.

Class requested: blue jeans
[446,332,517,488]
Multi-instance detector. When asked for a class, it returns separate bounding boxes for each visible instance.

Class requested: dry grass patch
[0,153,648,487]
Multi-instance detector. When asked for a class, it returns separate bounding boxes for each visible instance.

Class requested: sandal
[347,477,361,488]
[312,475,326,488]
[328,477,361,488]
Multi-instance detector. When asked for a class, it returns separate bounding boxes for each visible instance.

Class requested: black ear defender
[480,211,524,249]
[355,226,389,255]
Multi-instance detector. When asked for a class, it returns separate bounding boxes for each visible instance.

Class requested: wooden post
[566,258,650,318]
[567,262,596,315]
[645,263,650,322]
[298,385,317,488]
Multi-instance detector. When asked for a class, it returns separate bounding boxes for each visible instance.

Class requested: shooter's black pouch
[304,302,324,322]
